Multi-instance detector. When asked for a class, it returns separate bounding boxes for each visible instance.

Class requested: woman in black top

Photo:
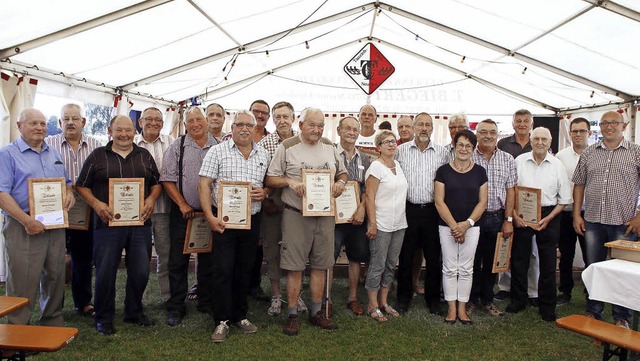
[434,130,488,325]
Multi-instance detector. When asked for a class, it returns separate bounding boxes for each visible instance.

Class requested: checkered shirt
[471,147,517,212]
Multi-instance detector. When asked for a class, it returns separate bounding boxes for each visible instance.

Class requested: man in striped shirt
[134,107,175,304]
[46,103,103,318]
[395,112,449,315]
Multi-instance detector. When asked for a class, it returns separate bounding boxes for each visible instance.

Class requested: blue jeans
[470,211,503,306]
[584,221,633,321]
[93,225,152,324]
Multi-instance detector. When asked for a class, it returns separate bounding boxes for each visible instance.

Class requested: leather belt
[283,204,302,214]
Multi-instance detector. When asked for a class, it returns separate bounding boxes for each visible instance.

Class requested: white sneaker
[268,297,282,316]
[297,295,308,314]
[234,319,258,334]
[211,321,229,343]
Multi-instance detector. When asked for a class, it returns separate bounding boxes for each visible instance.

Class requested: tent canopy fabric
[1,0,639,116]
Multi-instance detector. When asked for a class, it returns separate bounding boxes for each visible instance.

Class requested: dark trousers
[166,205,214,315]
[66,227,94,310]
[212,215,260,325]
[557,210,586,296]
[397,202,441,308]
[510,207,560,318]
[470,211,504,306]
[248,246,263,291]
[93,225,152,324]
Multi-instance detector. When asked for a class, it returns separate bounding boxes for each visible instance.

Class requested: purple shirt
[0,137,71,213]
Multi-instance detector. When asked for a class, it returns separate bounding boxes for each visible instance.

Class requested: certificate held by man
[67,187,91,230]
[217,181,252,230]
[335,181,360,224]
[28,177,68,229]
[302,169,335,217]
[109,178,144,226]
[515,185,541,226]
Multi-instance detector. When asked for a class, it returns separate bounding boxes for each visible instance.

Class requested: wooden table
[0,297,28,318]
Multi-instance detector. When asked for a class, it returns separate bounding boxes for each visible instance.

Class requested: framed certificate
[335,181,360,224]
[515,185,541,226]
[28,178,68,229]
[108,178,144,227]
[68,187,91,230]
[302,169,335,217]
[183,213,213,254]
[492,232,513,273]
[217,181,251,230]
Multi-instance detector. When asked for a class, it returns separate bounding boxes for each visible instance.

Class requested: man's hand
[624,215,640,236]
[287,179,305,197]
[332,181,345,198]
[142,197,155,222]
[512,213,527,228]
[573,215,586,236]
[23,218,45,236]
[531,215,552,232]
[351,206,365,225]
[250,187,266,202]
[207,216,226,234]
[179,203,195,220]
[501,220,514,238]
[366,222,377,240]
[94,200,113,223]
[64,191,75,210]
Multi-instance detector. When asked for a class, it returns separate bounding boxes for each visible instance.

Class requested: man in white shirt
[134,107,175,304]
[555,118,591,306]
[507,127,571,322]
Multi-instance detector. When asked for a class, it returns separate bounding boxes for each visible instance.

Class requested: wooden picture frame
[335,181,360,224]
[67,187,91,230]
[301,169,335,217]
[515,185,542,226]
[183,213,213,254]
[217,181,252,230]
[492,232,513,273]
[108,178,144,227]
[28,177,68,229]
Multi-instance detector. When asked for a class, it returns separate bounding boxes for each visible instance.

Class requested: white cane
[325,268,330,318]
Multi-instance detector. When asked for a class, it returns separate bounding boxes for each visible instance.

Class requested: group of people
[0,100,638,344]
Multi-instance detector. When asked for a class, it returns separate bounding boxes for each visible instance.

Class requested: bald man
[507,127,571,322]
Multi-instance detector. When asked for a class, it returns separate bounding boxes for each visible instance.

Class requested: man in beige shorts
[266,107,348,336]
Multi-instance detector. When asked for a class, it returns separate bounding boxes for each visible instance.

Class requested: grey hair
[449,112,468,125]
[233,110,257,124]
[299,107,324,123]
[60,103,83,117]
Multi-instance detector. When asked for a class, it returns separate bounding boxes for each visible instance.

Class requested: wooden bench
[0,298,28,318]
[0,324,78,361]
[556,314,640,361]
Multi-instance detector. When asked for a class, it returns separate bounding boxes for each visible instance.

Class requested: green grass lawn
[4,270,603,360]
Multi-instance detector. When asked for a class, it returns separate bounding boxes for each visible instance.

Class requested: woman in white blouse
[364,130,408,322]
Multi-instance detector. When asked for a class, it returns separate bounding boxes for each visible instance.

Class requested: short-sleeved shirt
[515,152,572,207]
[160,133,218,210]
[199,139,270,215]
[0,137,71,214]
[45,133,103,184]
[76,141,160,228]
[497,134,531,159]
[336,143,371,193]
[267,135,347,211]
[572,139,640,225]
[365,160,408,232]
[134,133,174,214]
[435,164,488,226]
[257,130,299,157]
[395,140,449,204]
[470,147,517,212]
[555,146,581,212]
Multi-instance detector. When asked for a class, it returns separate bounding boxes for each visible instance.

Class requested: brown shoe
[321,303,333,318]
[346,300,364,316]
[309,311,338,330]
[283,315,299,336]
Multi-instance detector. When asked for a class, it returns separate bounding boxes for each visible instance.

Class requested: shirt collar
[17,136,48,153]
[135,133,166,145]
[186,133,218,148]
[595,138,630,151]
[409,139,434,151]
[523,150,552,164]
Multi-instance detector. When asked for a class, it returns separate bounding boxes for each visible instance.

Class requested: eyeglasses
[380,140,397,147]
[251,109,270,117]
[143,117,163,123]
[599,121,624,128]
[477,130,497,136]
[570,129,589,135]
[455,143,474,150]
[234,122,255,129]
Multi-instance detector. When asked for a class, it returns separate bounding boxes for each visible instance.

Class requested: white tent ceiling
[1,0,639,116]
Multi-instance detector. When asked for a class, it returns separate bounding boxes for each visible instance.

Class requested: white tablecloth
[582,259,640,312]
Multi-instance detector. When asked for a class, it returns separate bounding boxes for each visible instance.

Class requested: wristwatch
[467,218,475,227]
[506,216,513,223]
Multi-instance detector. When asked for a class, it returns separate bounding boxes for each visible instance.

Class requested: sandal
[80,305,96,318]
[382,304,400,318]
[187,284,198,301]
[367,307,388,322]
